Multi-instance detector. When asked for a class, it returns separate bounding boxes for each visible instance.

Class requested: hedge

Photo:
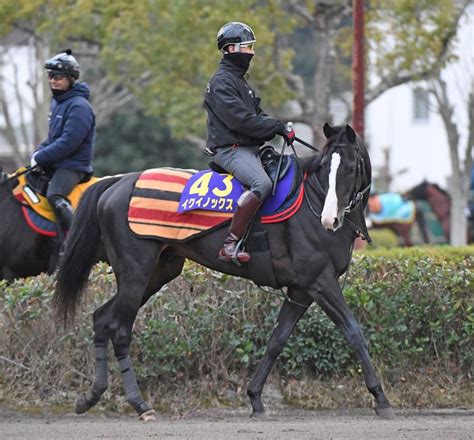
[0,246,472,408]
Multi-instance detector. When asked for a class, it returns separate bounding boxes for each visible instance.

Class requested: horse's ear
[323,123,335,139]
[345,125,356,143]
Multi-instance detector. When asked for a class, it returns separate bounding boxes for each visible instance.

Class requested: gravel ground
[0,405,473,440]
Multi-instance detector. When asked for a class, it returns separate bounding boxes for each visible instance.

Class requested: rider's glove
[30,154,38,168]
[277,123,296,145]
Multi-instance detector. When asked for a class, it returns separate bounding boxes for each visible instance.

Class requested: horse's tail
[53,175,123,324]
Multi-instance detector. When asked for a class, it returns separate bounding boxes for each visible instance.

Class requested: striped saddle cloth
[128,162,304,242]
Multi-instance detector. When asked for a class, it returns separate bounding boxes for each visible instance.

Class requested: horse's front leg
[312,269,395,418]
[247,287,312,416]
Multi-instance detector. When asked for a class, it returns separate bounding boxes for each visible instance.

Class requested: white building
[366,4,473,193]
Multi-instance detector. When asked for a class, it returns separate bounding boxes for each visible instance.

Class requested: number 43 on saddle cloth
[127,159,304,242]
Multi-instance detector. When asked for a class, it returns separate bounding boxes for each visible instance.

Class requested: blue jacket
[34,82,95,173]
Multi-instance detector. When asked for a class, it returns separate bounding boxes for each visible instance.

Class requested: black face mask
[224,52,254,72]
[51,88,68,97]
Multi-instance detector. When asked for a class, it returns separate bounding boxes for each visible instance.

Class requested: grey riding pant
[213,146,272,201]
[47,168,86,200]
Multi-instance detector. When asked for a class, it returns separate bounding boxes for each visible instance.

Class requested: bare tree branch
[366,1,470,104]
[9,50,31,148]
[465,83,474,184]
[286,0,315,25]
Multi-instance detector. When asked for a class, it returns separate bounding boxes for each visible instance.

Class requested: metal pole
[352,0,365,138]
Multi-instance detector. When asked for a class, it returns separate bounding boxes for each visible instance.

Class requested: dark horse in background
[54,124,394,421]
[405,181,464,242]
[0,164,121,281]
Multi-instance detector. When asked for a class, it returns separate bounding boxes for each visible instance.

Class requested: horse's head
[317,123,371,231]
[406,181,428,200]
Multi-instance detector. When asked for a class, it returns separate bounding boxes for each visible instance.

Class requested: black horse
[54,124,394,420]
[0,164,121,281]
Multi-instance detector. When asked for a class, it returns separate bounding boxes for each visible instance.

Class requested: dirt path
[0,405,473,440]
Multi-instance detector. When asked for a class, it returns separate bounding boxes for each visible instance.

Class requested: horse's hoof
[75,393,91,414]
[138,409,156,422]
[249,410,267,420]
[375,405,395,419]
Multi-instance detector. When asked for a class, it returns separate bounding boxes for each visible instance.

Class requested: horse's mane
[428,182,450,198]
[410,180,450,199]
[300,154,322,173]
[300,126,369,177]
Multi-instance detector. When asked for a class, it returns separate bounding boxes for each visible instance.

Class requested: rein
[0,166,36,186]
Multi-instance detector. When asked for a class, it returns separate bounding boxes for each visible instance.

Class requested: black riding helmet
[44,49,80,79]
[217,22,256,52]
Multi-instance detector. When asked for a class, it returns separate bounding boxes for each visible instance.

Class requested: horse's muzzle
[321,214,343,231]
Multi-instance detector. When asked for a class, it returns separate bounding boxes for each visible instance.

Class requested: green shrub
[0,247,472,409]
[368,228,399,248]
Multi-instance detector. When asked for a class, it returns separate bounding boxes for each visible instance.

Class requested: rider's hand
[30,154,38,168]
[277,123,296,145]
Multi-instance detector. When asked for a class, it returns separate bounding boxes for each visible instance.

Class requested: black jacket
[204,58,283,149]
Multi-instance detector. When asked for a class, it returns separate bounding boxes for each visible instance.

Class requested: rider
[30,49,95,239]
[204,22,295,264]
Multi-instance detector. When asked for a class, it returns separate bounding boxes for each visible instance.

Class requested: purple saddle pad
[178,158,296,215]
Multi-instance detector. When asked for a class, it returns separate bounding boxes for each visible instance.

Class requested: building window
[413,88,429,121]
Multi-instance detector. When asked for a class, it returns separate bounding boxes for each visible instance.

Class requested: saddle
[12,167,100,224]
[25,169,93,196]
[208,145,292,183]
[368,193,415,225]
[25,169,52,196]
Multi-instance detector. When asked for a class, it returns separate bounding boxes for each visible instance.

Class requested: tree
[0,31,49,166]
[365,0,470,104]
[427,58,473,245]
[280,1,470,137]
[0,0,297,162]
[94,104,206,175]
[1,0,470,211]
[366,0,472,245]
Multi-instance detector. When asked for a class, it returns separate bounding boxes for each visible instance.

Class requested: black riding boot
[219,191,261,264]
[49,195,74,242]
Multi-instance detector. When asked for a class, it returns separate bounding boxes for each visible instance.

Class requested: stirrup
[219,238,248,266]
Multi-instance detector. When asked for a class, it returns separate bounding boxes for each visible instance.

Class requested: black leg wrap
[118,356,151,416]
[134,401,152,416]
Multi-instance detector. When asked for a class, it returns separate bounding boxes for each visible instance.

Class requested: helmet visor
[47,71,68,80]
[240,42,255,50]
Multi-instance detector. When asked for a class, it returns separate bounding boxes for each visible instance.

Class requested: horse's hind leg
[75,297,115,414]
[76,248,184,418]
[247,287,312,416]
[110,251,185,420]
[313,271,394,418]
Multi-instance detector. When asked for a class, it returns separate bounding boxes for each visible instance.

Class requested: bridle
[296,134,371,241]
[342,147,371,215]
[0,166,35,187]
[261,134,371,305]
